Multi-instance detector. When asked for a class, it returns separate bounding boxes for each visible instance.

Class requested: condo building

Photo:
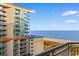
[0,3,30,56]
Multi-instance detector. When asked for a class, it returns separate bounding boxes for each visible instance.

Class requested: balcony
[15,23,20,26]
[25,32,29,34]
[20,50,26,54]
[25,17,30,20]
[34,42,79,56]
[0,19,6,22]
[24,24,29,27]
[14,27,20,31]
[15,20,20,24]
[15,34,20,37]
[0,12,6,17]
[0,36,7,39]
[0,52,4,56]
[20,39,26,42]
[24,20,29,24]
[20,45,26,49]
[20,41,26,44]
[0,30,6,35]
[0,22,6,26]
[20,43,26,46]
[0,9,6,13]
[20,53,27,56]
[15,17,20,19]
[20,47,26,51]
[14,28,20,32]
[15,9,20,15]
[0,34,6,36]
[0,29,6,32]
[14,31,20,35]
[15,11,20,15]
[0,26,6,30]
[24,28,29,30]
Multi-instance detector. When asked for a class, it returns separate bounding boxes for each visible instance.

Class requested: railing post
[49,51,54,56]
[68,43,70,56]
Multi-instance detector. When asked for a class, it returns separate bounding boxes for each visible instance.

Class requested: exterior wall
[33,39,44,55]
[6,8,14,38]
[6,8,15,56]
[6,40,13,56]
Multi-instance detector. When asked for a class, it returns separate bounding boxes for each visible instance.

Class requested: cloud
[65,20,78,23]
[49,24,57,27]
[75,15,79,16]
[30,10,36,13]
[62,11,79,16]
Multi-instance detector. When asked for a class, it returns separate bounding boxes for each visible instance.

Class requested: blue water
[30,31,79,41]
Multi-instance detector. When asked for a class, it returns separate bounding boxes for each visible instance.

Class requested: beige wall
[6,8,14,38]
[6,40,13,56]
[5,8,14,56]
[33,38,44,55]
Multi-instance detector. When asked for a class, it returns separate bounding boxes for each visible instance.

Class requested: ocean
[30,31,79,41]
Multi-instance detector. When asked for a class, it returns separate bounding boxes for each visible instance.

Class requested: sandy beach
[42,38,79,43]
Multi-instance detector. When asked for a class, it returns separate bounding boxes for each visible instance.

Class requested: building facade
[29,35,44,55]
[0,3,30,56]
[30,37,61,55]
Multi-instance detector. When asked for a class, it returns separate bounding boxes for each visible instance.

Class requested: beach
[42,38,79,43]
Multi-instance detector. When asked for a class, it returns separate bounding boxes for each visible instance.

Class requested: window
[31,39,33,41]
[15,9,20,14]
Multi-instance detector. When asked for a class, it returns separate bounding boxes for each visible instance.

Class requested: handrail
[34,42,79,56]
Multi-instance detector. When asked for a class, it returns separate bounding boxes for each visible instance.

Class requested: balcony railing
[34,42,79,56]
[0,22,6,25]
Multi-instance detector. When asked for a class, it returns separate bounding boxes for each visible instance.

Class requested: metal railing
[34,42,79,56]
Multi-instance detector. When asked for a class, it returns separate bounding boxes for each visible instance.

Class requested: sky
[14,3,79,31]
